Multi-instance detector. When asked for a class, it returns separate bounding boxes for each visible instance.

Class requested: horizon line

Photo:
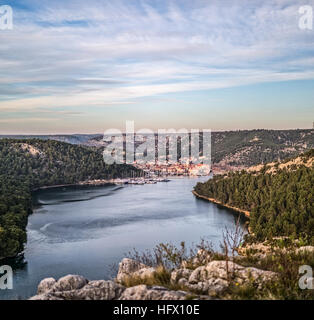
[0,127,313,136]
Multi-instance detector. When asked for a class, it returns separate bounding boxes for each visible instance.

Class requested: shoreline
[32,179,117,192]
[192,190,250,218]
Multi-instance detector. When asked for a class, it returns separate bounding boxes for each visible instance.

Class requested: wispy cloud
[0,0,313,128]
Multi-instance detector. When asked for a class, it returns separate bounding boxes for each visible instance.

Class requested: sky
[0,0,314,134]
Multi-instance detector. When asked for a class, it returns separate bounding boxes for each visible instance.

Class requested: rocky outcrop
[238,242,314,259]
[170,268,193,286]
[52,274,88,292]
[116,258,156,283]
[171,260,277,296]
[37,277,56,295]
[297,246,314,254]
[30,275,125,300]
[119,285,188,300]
[30,258,278,300]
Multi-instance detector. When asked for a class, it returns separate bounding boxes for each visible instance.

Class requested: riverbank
[32,179,115,191]
[33,176,173,192]
[192,190,250,218]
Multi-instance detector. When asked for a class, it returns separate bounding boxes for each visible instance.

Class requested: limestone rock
[187,277,228,295]
[170,260,278,296]
[297,246,314,254]
[37,277,56,295]
[189,260,276,283]
[29,294,63,300]
[30,256,279,300]
[31,277,125,300]
[52,274,88,292]
[170,268,192,285]
[51,280,125,300]
[119,285,188,300]
[116,258,156,283]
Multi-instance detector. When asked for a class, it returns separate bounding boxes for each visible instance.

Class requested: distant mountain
[0,139,140,260]
[2,129,313,169]
[0,134,101,145]
[89,129,314,169]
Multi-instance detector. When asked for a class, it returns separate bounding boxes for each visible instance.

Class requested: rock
[119,285,188,300]
[78,280,125,300]
[52,274,88,292]
[182,260,277,295]
[116,258,156,283]
[51,280,125,300]
[31,277,125,300]
[29,294,63,300]
[190,260,276,283]
[170,268,192,285]
[187,278,228,295]
[30,256,279,300]
[117,258,148,276]
[37,277,56,295]
[297,246,314,254]
[239,266,278,284]
[189,261,236,284]
[177,278,189,287]
[134,267,156,279]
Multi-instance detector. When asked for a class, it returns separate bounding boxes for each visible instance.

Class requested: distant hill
[2,129,313,169]
[194,149,314,243]
[0,134,100,145]
[0,139,140,260]
[211,129,313,169]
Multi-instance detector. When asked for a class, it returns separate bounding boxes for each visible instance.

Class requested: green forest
[194,149,314,244]
[0,139,140,259]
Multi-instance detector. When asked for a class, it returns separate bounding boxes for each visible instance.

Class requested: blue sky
[0,0,314,133]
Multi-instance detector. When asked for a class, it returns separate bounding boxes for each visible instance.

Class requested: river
[0,177,246,300]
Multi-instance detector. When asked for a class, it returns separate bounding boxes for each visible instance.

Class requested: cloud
[0,0,314,114]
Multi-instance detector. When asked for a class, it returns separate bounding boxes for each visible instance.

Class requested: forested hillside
[0,139,140,259]
[211,129,313,167]
[2,129,313,168]
[194,149,314,243]
[87,129,314,168]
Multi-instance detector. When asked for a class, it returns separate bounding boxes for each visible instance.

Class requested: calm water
[1,177,246,300]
